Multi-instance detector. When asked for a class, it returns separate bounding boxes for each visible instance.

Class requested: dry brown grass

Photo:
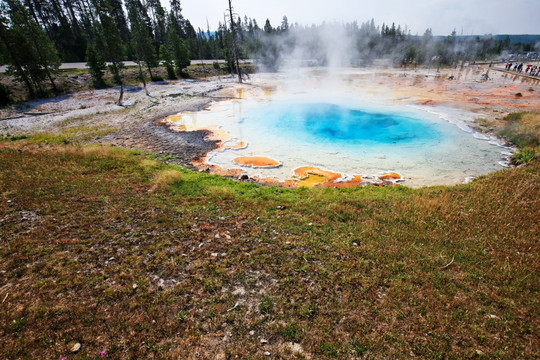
[500,110,540,147]
[149,169,184,192]
[0,141,538,359]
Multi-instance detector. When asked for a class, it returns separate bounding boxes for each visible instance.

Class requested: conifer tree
[154,1,167,52]
[128,1,152,94]
[0,5,36,97]
[281,16,289,32]
[146,0,166,55]
[93,0,126,105]
[183,19,198,57]
[127,0,158,81]
[263,19,273,34]
[168,27,190,76]
[0,0,61,97]
[159,44,176,79]
[169,0,183,36]
[25,0,87,61]
[107,0,130,43]
[85,41,106,88]
[8,0,60,93]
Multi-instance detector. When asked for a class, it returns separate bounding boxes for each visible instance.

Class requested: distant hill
[493,35,540,44]
[428,34,540,44]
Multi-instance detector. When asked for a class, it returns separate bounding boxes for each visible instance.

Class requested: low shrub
[0,83,13,106]
[512,146,538,165]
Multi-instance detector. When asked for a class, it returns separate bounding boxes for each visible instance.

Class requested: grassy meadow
[0,136,538,359]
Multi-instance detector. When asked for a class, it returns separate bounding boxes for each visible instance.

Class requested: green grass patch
[26,133,71,145]
[512,146,539,165]
[0,135,28,142]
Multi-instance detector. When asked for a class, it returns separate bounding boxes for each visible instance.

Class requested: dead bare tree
[227,0,242,83]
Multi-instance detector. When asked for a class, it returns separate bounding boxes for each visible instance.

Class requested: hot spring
[162,91,510,187]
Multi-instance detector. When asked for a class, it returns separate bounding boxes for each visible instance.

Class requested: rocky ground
[0,76,241,168]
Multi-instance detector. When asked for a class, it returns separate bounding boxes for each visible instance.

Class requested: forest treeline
[0,0,538,101]
[0,0,196,103]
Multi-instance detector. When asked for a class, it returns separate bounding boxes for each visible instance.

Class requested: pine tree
[153,0,167,54]
[73,0,97,39]
[159,44,176,79]
[263,19,273,34]
[107,0,130,43]
[0,5,36,97]
[8,0,60,93]
[1,0,61,97]
[128,0,156,93]
[168,27,190,76]
[281,16,289,32]
[25,0,87,61]
[94,0,126,105]
[183,19,198,57]
[169,0,183,36]
[85,41,106,88]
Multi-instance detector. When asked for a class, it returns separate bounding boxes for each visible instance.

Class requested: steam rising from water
[172,21,515,186]
[251,20,501,74]
[279,23,358,71]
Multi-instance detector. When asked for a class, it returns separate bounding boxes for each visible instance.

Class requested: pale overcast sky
[179,0,540,35]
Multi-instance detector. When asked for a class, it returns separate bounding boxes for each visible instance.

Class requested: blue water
[189,98,505,187]
[240,102,441,147]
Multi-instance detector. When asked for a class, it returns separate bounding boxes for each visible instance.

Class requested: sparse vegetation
[499,111,540,164]
[513,146,537,164]
[0,139,538,359]
[150,168,184,192]
[475,117,494,128]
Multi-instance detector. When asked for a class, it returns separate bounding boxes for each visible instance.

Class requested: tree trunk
[62,0,82,35]
[33,1,54,38]
[139,61,149,96]
[50,0,70,28]
[25,0,41,26]
[16,65,36,98]
[84,0,96,24]
[117,81,124,106]
[33,77,44,95]
[228,0,242,83]
[146,65,153,81]
[46,70,59,95]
